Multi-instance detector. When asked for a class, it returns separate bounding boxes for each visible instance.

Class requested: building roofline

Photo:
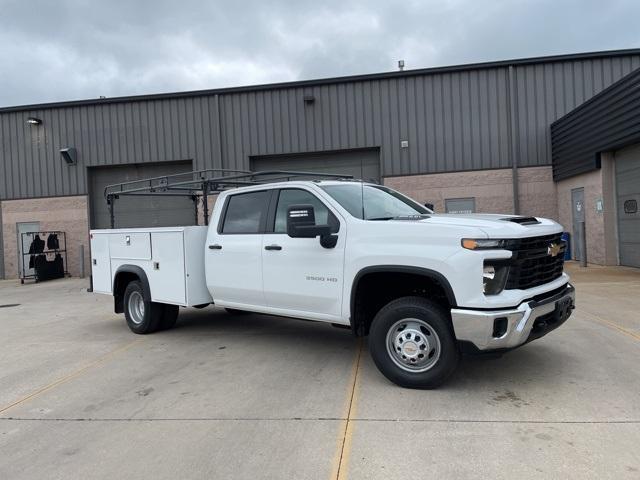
[2,48,640,113]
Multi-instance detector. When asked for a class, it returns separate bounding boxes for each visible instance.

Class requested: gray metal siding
[2,53,640,200]
[551,65,640,180]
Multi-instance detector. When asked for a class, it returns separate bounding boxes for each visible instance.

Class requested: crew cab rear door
[261,187,345,319]
[206,190,271,307]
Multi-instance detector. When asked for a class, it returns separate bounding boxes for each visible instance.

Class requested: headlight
[483,264,509,295]
[462,238,507,250]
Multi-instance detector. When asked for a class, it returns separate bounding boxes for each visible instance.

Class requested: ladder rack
[103,169,356,228]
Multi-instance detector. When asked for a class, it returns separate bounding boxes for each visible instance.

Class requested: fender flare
[113,265,152,302]
[349,265,457,332]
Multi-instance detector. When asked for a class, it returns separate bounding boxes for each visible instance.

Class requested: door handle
[264,245,282,251]
[208,244,222,250]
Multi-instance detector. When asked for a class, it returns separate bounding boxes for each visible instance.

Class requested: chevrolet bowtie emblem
[547,242,562,257]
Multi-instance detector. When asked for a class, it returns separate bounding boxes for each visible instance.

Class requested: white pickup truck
[90,174,574,388]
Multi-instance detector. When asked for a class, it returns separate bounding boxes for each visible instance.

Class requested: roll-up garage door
[250,149,380,183]
[615,144,640,268]
[89,161,195,229]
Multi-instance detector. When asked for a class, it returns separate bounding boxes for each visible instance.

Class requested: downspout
[507,65,520,215]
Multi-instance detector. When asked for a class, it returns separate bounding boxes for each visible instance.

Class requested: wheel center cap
[402,341,419,357]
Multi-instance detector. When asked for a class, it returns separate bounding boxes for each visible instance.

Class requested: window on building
[445,197,476,214]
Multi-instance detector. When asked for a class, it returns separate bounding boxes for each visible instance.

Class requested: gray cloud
[0,0,639,107]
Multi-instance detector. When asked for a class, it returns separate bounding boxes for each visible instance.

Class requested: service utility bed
[90,226,212,307]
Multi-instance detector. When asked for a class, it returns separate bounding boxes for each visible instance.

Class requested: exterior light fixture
[303,94,315,104]
[26,117,42,125]
[60,147,77,165]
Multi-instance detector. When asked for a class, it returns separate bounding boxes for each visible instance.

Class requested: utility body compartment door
[150,231,186,304]
[90,233,112,293]
[108,232,151,260]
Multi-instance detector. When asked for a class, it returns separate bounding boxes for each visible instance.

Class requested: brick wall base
[384,166,558,221]
[1,195,90,279]
[556,154,618,266]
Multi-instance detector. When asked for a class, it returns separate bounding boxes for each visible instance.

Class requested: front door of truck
[205,190,270,307]
[262,188,345,319]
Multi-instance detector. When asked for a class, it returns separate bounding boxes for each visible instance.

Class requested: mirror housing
[287,204,330,238]
[424,202,434,211]
[286,204,337,248]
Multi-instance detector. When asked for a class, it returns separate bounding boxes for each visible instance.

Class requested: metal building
[1,48,640,278]
[551,66,640,268]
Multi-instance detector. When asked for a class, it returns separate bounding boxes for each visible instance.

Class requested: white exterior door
[205,190,270,307]
[262,188,345,319]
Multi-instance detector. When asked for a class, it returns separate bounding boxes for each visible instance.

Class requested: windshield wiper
[367,216,395,221]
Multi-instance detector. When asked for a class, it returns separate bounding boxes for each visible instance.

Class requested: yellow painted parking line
[0,337,144,415]
[330,338,363,480]
[581,310,640,342]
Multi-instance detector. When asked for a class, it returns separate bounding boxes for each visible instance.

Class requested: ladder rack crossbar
[104,169,356,199]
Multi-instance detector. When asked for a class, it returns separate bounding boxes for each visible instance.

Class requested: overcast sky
[1,0,639,108]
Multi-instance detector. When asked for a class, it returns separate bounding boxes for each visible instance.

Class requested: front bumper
[451,283,575,351]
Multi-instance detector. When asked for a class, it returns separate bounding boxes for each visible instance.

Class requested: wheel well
[350,270,454,336]
[113,272,140,314]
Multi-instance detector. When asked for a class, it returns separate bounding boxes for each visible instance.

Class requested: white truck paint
[90,180,575,388]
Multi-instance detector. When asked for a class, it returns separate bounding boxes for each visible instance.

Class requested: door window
[273,189,339,233]
[221,191,270,234]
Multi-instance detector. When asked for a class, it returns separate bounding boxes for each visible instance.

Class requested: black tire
[368,296,459,389]
[158,304,179,330]
[224,308,248,315]
[123,281,163,334]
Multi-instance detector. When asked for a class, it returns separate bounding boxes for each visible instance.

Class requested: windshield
[320,184,430,220]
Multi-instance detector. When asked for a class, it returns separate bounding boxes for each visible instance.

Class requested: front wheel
[369,296,459,389]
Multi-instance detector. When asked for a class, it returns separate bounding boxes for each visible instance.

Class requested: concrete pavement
[0,263,639,479]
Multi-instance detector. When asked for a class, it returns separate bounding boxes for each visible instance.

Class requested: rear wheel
[123,281,162,334]
[369,296,459,389]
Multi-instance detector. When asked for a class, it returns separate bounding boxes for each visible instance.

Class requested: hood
[407,213,563,238]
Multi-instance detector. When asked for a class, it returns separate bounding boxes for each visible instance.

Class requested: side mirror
[287,204,330,238]
[424,202,434,211]
[286,204,337,248]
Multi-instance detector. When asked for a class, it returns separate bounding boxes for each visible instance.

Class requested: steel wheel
[127,290,145,325]
[386,318,442,373]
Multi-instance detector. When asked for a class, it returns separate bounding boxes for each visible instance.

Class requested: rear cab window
[220,190,271,234]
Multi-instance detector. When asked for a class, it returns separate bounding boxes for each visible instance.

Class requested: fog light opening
[492,317,508,338]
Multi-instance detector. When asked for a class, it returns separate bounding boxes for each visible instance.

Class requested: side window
[221,190,270,234]
[274,189,339,234]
